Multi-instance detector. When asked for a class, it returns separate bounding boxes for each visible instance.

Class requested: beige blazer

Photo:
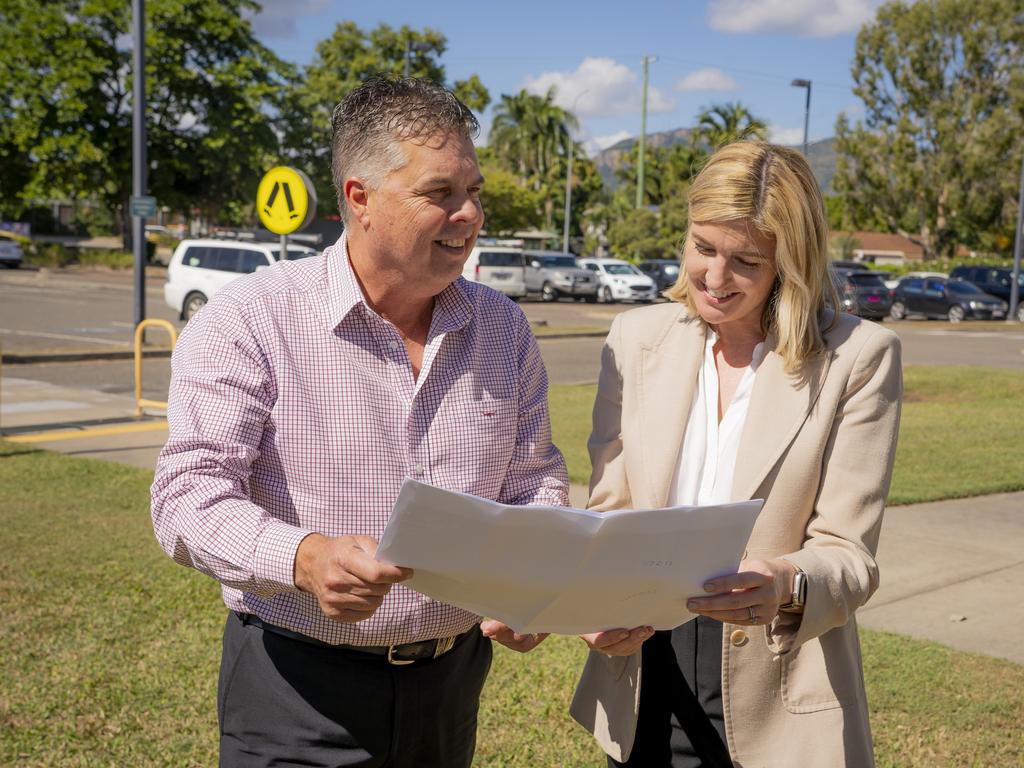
[570,303,902,768]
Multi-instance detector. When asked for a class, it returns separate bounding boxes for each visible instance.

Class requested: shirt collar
[324,232,473,335]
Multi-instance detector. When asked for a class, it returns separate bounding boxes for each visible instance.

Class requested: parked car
[889,275,1007,322]
[0,232,24,268]
[831,268,893,320]
[164,239,318,320]
[636,259,681,293]
[949,265,1024,321]
[461,245,527,299]
[523,250,598,302]
[882,270,947,291]
[578,258,658,303]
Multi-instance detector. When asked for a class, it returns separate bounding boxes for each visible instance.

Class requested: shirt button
[390,340,400,351]
[730,629,748,647]
[414,463,424,475]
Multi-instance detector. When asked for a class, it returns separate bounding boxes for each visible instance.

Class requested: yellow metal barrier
[135,319,178,416]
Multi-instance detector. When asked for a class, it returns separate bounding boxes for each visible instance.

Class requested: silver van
[461,245,527,298]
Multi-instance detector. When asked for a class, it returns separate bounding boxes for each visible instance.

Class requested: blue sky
[251,0,884,154]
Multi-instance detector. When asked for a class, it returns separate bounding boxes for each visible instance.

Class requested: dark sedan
[831,269,892,320]
[637,259,681,293]
[889,276,1007,321]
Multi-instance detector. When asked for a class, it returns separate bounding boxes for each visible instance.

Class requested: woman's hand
[580,626,655,656]
[685,558,798,626]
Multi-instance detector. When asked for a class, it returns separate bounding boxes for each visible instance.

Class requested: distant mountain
[594,130,837,193]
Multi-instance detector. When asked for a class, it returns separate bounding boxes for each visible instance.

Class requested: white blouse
[667,329,766,507]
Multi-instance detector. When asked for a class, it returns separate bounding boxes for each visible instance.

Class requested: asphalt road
[4,267,1024,401]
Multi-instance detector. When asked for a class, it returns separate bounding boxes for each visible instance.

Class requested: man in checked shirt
[151,77,570,767]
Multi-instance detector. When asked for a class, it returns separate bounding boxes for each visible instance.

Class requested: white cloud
[585,130,633,156]
[249,0,328,39]
[674,68,738,93]
[707,0,883,37]
[522,57,675,119]
[769,126,806,146]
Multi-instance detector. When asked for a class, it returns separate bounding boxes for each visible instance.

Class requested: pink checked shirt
[151,236,569,646]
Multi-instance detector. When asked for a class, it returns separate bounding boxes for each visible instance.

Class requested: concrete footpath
[2,374,1022,666]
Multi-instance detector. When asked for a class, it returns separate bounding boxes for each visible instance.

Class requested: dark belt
[236,612,470,665]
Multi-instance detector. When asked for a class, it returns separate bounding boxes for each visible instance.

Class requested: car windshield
[947,281,986,296]
[540,256,578,268]
[271,247,316,260]
[847,273,887,288]
[604,263,639,275]
[479,252,523,267]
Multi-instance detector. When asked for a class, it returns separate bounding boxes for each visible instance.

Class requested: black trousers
[218,612,492,768]
[611,616,729,768]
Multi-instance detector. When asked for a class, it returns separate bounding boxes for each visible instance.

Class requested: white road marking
[1,399,86,415]
[0,328,132,346]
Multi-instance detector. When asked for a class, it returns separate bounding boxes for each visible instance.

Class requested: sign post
[256,167,316,259]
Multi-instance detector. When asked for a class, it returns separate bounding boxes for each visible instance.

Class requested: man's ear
[344,178,370,227]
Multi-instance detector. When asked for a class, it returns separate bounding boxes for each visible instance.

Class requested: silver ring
[747,606,757,623]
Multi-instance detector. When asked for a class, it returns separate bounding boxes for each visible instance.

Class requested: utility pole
[635,56,655,210]
[131,0,146,330]
[1010,149,1023,322]
[791,78,812,156]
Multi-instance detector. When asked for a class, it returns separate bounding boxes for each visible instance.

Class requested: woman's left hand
[686,558,798,626]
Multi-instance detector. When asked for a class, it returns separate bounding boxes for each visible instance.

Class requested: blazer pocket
[780,639,849,714]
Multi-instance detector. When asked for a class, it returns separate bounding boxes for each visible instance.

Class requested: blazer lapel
[638,311,705,508]
[732,339,832,501]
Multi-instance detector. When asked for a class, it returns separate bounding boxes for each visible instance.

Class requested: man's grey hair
[330,77,480,222]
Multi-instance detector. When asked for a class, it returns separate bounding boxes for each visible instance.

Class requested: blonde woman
[571,142,902,767]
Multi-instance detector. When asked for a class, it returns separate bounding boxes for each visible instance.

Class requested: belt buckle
[386,645,416,666]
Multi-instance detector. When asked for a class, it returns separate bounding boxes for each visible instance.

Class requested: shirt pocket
[780,638,850,714]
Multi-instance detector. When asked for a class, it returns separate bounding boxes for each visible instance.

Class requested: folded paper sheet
[375,479,764,634]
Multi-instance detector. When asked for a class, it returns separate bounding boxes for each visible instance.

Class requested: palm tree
[489,88,580,228]
[696,102,768,149]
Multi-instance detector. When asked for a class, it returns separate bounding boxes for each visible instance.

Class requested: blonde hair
[665,141,835,372]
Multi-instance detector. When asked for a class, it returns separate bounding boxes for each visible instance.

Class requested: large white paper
[375,479,763,634]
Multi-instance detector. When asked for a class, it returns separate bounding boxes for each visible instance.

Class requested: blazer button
[730,629,748,647]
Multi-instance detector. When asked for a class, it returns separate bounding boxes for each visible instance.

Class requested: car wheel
[600,286,614,303]
[183,291,208,321]
[947,305,966,323]
[1017,304,1024,323]
[541,282,558,302]
[889,301,907,320]
[584,294,597,303]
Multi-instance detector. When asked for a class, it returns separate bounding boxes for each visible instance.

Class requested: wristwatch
[779,568,807,613]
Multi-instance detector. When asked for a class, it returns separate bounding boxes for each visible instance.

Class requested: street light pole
[1010,149,1024,322]
[791,78,812,156]
[131,0,146,330]
[563,90,588,254]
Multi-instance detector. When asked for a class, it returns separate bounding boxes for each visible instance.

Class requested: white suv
[578,258,657,303]
[164,239,317,320]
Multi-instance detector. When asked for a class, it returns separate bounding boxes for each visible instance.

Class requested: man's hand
[479,619,548,652]
[294,534,413,623]
[580,626,654,656]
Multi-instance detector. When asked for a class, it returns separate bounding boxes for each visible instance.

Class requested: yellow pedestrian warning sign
[256,166,316,235]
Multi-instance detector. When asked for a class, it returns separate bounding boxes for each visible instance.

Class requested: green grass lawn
[3,364,1024,765]
[552,365,1024,505]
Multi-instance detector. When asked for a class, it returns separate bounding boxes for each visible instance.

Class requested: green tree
[477,164,543,236]
[280,22,490,217]
[605,208,676,261]
[0,0,289,244]
[489,88,579,230]
[833,0,1024,258]
[695,102,768,149]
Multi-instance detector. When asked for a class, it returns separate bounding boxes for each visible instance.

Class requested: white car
[578,257,658,303]
[164,238,317,320]
[0,233,24,268]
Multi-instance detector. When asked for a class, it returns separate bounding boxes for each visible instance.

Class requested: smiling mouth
[701,285,738,303]
[436,238,467,251]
